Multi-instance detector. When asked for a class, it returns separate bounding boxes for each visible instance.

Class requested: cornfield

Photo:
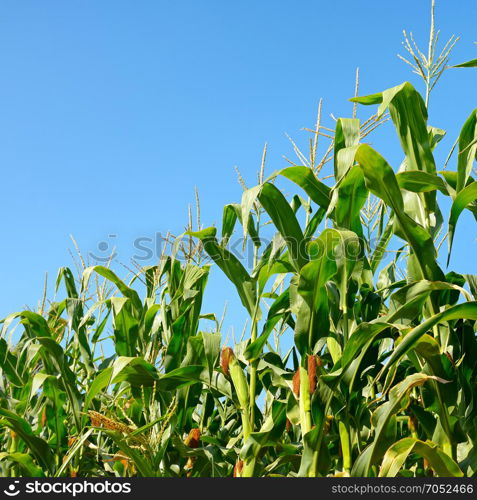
[1,1,477,478]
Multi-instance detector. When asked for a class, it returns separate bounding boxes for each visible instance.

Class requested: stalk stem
[339,420,352,473]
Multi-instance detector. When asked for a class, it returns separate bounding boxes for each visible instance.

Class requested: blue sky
[1,0,476,337]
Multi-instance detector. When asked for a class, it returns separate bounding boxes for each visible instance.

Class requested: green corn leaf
[64,297,94,371]
[321,322,394,387]
[221,204,238,245]
[245,290,290,361]
[0,452,45,477]
[353,82,438,222]
[355,144,444,281]
[83,366,114,415]
[379,438,463,477]
[303,206,326,239]
[386,280,471,323]
[84,357,157,416]
[0,338,25,387]
[352,373,445,476]
[414,334,456,401]
[258,182,307,271]
[55,267,79,298]
[199,369,233,399]
[110,297,140,357]
[333,166,367,237]
[82,266,143,314]
[383,83,436,173]
[382,301,477,377]
[16,311,52,338]
[453,58,477,68]
[240,185,261,241]
[156,365,204,391]
[456,109,477,193]
[352,84,431,169]
[111,356,159,387]
[370,217,394,273]
[292,229,344,354]
[396,171,447,193]
[274,166,331,209]
[104,430,155,477]
[188,227,257,316]
[0,408,55,474]
[447,181,477,265]
[465,274,477,299]
[202,331,221,379]
[334,118,360,181]
[54,429,94,477]
[34,337,82,430]
[240,400,287,461]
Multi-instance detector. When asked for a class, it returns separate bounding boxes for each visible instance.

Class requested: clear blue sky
[1,0,476,336]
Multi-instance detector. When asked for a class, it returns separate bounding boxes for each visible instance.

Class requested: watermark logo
[87,231,386,268]
[3,481,20,497]
[0,480,132,498]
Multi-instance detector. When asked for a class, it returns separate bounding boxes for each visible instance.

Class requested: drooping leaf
[353,82,438,222]
[258,182,307,271]
[0,408,55,474]
[453,58,477,68]
[456,109,477,193]
[188,227,257,316]
[0,452,45,477]
[386,280,470,323]
[245,290,291,361]
[104,430,155,477]
[274,166,331,209]
[355,144,443,281]
[352,373,445,476]
[382,302,477,376]
[396,171,447,193]
[379,438,462,477]
[82,266,143,314]
[448,181,477,264]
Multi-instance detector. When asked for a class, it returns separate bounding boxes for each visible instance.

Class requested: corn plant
[1,1,477,478]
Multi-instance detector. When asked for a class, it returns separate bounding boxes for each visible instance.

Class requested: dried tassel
[88,411,133,434]
[221,347,235,377]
